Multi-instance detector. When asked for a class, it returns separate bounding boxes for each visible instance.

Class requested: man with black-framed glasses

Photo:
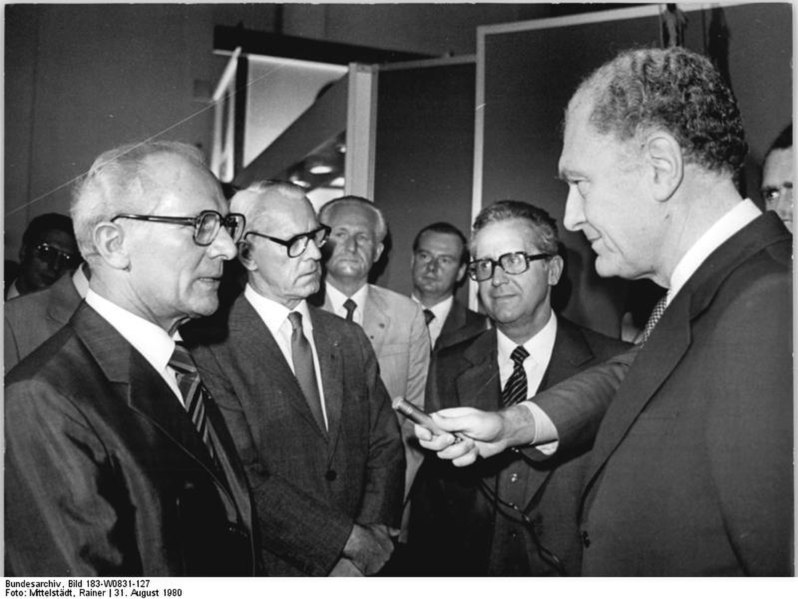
[407,199,629,576]
[184,180,404,576]
[5,141,257,576]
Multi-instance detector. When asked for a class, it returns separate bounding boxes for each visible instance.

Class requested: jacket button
[325,469,337,481]
[581,530,591,548]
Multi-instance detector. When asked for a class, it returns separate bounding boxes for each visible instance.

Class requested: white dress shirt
[85,289,183,403]
[525,199,763,448]
[244,284,329,429]
[497,311,557,396]
[411,294,453,348]
[326,283,369,327]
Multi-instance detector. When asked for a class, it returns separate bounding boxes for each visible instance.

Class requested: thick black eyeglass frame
[111,210,246,246]
[467,251,552,282]
[33,242,81,269]
[244,225,331,258]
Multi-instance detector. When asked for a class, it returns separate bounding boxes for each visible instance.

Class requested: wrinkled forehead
[327,203,378,231]
[473,219,541,256]
[249,190,316,234]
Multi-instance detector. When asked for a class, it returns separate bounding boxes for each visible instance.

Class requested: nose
[342,234,356,252]
[210,227,237,260]
[306,237,323,260]
[562,186,584,232]
[490,262,509,287]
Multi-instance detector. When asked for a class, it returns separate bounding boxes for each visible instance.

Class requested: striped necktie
[502,346,530,406]
[169,341,216,460]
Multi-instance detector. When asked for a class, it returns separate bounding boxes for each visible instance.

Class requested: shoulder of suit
[558,315,631,356]
[368,284,423,314]
[4,283,60,321]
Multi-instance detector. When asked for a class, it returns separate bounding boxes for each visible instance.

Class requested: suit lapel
[310,309,340,447]
[229,297,329,439]
[362,285,389,355]
[439,300,466,343]
[457,332,501,411]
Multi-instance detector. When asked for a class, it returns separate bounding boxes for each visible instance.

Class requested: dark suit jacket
[408,317,630,576]
[535,212,793,576]
[185,296,405,576]
[4,303,257,576]
[4,270,82,371]
[435,298,490,352]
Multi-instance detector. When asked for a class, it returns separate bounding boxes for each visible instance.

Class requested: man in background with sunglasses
[5,212,80,300]
[407,200,629,575]
[5,141,257,575]
[184,181,404,576]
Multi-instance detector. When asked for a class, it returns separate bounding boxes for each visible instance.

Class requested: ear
[373,242,385,264]
[93,222,131,270]
[546,254,564,286]
[456,262,467,283]
[237,241,258,272]
[643,132,683,202]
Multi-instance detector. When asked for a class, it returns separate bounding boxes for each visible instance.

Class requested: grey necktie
[287,312,326,431]
[343,298,357,322]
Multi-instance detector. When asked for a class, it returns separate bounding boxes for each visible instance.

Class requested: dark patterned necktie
[169,341,216,460]
[343,298,357,322]
[288,312,326,430]
[502,346,530,407]
[423,309,435,326]
[640,294,669,345]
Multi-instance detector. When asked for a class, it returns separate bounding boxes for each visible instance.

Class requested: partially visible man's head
[317,196,386,289]
[470,201,562,343]
[232,180,328,308]
[761,124,793,232]
[558,47,747,282]
[16,213,80,295]
[411,222,468,306]
[71,141,239,332]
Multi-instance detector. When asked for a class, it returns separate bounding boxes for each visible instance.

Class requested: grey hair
[230,180,310,231]
[471,200,559,256]
[70,141,208,259]
[317,195,388,242]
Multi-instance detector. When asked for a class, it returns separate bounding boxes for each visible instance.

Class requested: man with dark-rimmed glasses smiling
[184,180,404,576]
[407,199,629,576]
[5,140,257,576]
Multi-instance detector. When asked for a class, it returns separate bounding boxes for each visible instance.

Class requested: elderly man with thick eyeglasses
[183,180,404,576]
[406,200,629,576]
[4,141,258,576]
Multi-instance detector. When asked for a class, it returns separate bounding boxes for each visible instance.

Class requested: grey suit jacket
[185,296,405,576]
[409,317,629,575]
[4,270,82,371]
[4,303,257,576]
[321,284,430,500]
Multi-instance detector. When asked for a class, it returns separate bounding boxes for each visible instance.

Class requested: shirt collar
[668,199,761,305]
[411,294,454,322]
[496,310,557,367]
[327,282,368,313]
[72,263,90,298]
[244,283,312,337]
[85,289,176,375]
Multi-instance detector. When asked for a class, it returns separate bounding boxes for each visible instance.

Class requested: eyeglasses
[111,210,246,246]
[244,225,331,258]
[467,251,551,282]
[761,184,793,204]
[33,242,81,271]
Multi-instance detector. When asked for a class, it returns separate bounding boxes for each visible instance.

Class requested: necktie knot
[169,341,198,376]
[510,345,529,367]
[288,311,303,331]
[423,309,435,326]
[343,299,357,322]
